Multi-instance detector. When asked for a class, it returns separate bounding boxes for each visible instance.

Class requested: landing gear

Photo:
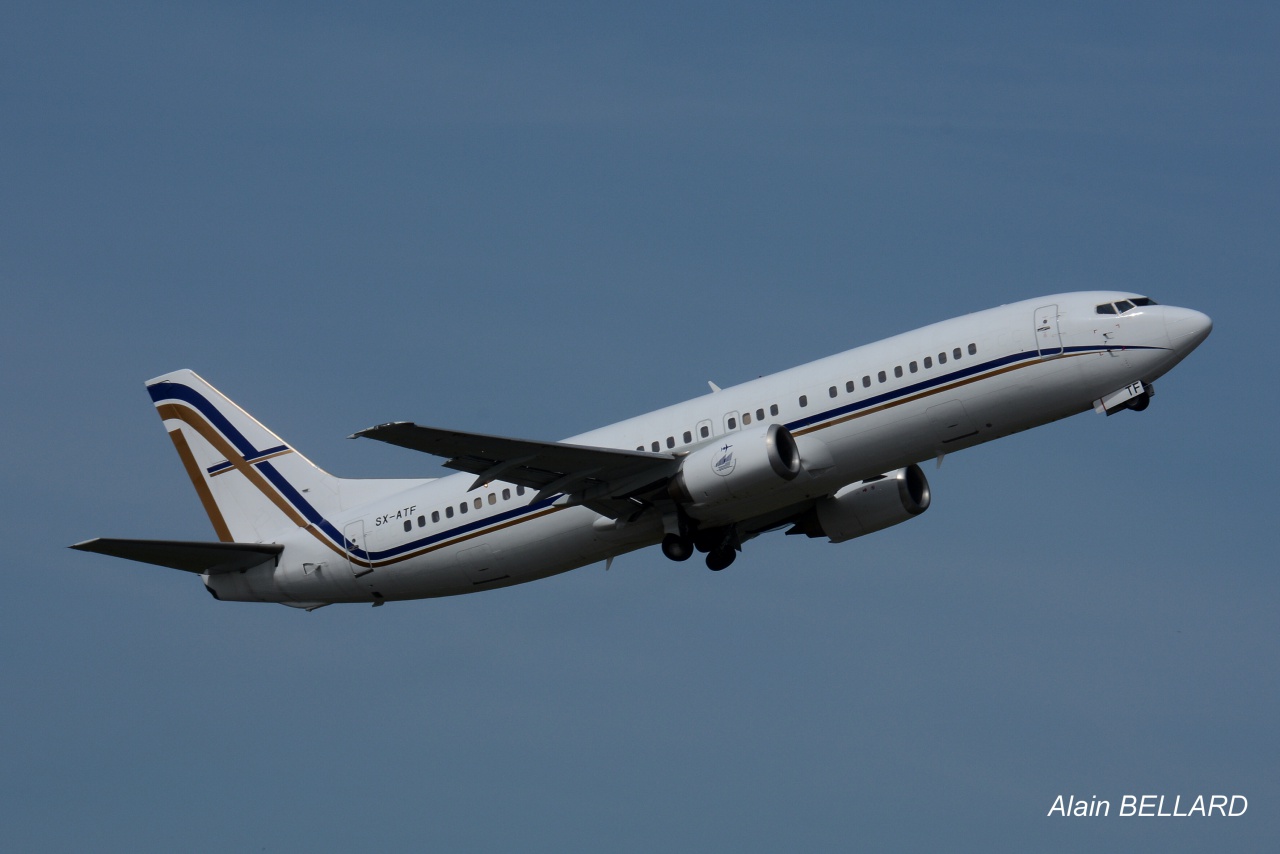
[1126,391,1151,412]
[661,533,694,562]
[664,520,740,571]
[693,529,722,553]
[705,548,736,572]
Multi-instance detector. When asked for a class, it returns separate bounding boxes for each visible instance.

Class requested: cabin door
[344,520,372,578]
[1034,305,1063,357]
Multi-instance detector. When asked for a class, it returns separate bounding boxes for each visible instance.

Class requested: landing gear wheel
[706,548,736,572]
[661,533,694,562]
[693,530,722,553]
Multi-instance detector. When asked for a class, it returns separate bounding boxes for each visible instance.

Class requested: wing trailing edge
[351,422,680,511]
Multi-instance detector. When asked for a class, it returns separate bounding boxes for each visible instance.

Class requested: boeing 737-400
[72,292,1211,609]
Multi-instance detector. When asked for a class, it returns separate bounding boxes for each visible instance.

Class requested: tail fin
[147,370,344,543]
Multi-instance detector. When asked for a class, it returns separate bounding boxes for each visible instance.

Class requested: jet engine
[790,464,931,543]
[670,422,801,516]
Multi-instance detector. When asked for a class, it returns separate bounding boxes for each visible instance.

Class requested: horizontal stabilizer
[69,538,283,574]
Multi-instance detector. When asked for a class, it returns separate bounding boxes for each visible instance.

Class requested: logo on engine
[713,443,736,476]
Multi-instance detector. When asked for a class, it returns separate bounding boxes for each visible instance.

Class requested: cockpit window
[1098,297,1158,315]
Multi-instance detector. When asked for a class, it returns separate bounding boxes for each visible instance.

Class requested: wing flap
[351,422,679,506]
[70,538,283,574]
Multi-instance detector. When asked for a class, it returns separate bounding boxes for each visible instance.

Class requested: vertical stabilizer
[146,370,344,543]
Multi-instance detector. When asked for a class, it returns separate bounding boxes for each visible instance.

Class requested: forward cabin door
[1034,304,1063,357]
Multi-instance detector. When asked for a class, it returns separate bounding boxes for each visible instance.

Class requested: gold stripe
[155,400,567,568]
[167,428,234,542]
[208,447,293,477]
[792,352,1086,437]
[365,505,563,568]
[157,402,327,549]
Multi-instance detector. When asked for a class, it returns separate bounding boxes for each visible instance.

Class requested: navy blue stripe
[154,344,1165,564]
[245,444,289,462]
[150,381,259,456]
[784,345,1164,434]
[362,496,561,562]
[152,379,562,563]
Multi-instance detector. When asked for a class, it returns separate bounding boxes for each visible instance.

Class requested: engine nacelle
[670,422,801,515]
[793,464,931,543]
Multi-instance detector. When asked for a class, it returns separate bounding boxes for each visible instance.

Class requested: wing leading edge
[351,422,680,515]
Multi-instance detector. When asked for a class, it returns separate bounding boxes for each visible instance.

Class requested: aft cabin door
[1034,305,1063,357]
[344,520,372,578]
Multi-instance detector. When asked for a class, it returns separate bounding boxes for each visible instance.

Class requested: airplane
[71,292,1212,610]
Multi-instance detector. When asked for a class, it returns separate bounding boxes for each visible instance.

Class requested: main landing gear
[661,533,693,562]
[661,527,738,571]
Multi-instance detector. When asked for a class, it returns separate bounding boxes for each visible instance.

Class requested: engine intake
[790,464,931,543]
[670,423,801,514]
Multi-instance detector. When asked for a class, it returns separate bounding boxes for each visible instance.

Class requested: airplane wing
[351,422,680,511]
[70,539,283,574]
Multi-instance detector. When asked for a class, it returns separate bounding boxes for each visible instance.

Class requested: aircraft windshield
[1096,297,1158,315]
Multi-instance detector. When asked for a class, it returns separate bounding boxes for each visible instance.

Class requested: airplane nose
[1165,307,1213,353]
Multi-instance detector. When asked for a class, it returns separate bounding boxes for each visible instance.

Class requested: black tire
[694,529,722,553]
[706,548,736,572]
[661,533,693,562]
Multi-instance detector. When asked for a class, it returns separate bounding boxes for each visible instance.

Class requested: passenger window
[502,488,510,500]
[473,497,481,510]
[863,376,871,388]
[756,408,764,421]
[417,515,425,527]
[954,347,962,359]
[827,386,836,398]
[938,352,946,364]
[894,366,903,378]
[798,395,807,408]
[909,361,918,373]
[636,446,644,451]
[769,404,779,416]
[432,511,440,523]
[701,424,710,438]
[488,493,497,505]
[742,412,752,425]
[878,371,887,383]
[404,520,412,532]
[459,502,468,514]
[968,343,977,355]
[666,436,676,448]
[924,356,932,369]
[683,430,692,443]
[517,485,525,496]
[727,416,737,429]
[446,506,454,518]
[1097,303,1117,315]
[651,441,660,452]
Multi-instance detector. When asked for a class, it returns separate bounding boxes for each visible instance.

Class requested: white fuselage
[207,291,1210,606]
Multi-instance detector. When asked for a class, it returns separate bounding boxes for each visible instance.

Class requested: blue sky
[2,3,1277,850]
